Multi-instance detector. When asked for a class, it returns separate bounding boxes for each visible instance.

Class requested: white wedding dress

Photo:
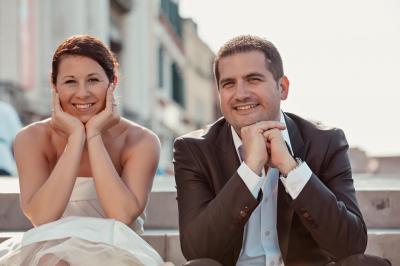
[0,177,165,266]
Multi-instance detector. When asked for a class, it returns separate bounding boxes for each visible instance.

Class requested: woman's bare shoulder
[15,119,52,147]
[117,118,160,163]
[121,118,160,147]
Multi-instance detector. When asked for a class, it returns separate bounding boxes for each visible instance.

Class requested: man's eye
[248,77,261,82]
[222,82,234,88]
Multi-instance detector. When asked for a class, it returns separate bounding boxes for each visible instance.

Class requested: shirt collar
[231,111,293,162]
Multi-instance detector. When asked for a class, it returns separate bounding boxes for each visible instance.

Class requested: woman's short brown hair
[51,35,118,85]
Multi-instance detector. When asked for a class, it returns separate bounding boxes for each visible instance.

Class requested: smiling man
[173,35,391,266]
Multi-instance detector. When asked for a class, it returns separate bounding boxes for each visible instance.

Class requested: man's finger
[253,121,286,131]
[262,128,283,141]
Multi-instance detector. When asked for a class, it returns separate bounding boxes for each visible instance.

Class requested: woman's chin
[77,114,93,124]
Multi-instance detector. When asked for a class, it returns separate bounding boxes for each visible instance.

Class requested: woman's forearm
[24,131,85,225]
[87,135,141,224]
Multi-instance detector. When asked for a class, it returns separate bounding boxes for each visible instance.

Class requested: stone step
[0,176,179,230]
[1,175,400,230]
[1,229,399,265]
[366,228,400,266]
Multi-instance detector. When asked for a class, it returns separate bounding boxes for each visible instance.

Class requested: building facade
[0,0,217,173]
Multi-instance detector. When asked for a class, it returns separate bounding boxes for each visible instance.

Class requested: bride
[0,35,171,266]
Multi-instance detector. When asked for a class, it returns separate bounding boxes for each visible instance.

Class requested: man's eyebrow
[244,72,265,79]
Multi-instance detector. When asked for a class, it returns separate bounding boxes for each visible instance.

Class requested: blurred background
[0,0,399,177]
[1,1,399,263]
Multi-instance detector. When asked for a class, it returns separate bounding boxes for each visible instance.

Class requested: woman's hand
[51,88,85,138]
[85,84,120,140]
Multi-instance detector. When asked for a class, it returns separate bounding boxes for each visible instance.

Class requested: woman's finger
[105,84,114,111]
[51,88,57,115]
[54,91,62,112]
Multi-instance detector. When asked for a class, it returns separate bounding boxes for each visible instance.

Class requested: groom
[173,35,390,265]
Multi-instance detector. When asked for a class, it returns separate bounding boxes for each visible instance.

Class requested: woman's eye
[88,78,99,83]
[65,80,75,84]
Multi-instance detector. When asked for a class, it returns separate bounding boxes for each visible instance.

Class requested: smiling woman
[55,56,109,122]
[0,35,170,266]
[51,35,117,124]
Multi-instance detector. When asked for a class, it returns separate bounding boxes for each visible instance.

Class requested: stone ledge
[1,229,399,265]
[2,176,400,230]
[2,189,400,230]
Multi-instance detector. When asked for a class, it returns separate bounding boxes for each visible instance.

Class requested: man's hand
[240,121,286,175]
[50,88,85,138]
[85,84,120,140]
[263,128,297,175]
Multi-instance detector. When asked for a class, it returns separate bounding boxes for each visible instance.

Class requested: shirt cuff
[280,162,312,199]
[237,162,265,198]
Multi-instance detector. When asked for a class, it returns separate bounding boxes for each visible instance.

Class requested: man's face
[218,51,289,133]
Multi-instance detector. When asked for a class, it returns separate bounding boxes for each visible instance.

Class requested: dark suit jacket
[173,113,367,266]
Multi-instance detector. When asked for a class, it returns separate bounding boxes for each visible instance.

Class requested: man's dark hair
[213,35,284,88]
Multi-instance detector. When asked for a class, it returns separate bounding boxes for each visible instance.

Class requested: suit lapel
[213,119,244,263]
[214,119,241,189]
[277,113,305,261]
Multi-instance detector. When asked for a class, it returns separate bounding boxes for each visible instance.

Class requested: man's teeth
[74,104,93,109]
[236,104,257,110]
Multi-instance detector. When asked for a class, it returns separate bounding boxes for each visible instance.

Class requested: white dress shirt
[235,112,312,266]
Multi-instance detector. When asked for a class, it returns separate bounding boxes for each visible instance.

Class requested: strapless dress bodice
[63,177,145,234]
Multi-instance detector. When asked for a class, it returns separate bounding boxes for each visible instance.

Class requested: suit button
[239,210,247,218]
[244,206,250,213]
[300,207,306,213]
[302,212,311,219]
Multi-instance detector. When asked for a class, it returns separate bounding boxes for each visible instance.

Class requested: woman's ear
[112,76,118,87]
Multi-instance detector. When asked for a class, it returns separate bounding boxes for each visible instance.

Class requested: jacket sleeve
[291,128,367,260]
[173,137,259,261]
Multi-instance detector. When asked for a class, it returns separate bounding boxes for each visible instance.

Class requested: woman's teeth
[74,103,93,110]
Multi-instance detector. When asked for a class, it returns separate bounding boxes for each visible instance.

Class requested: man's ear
[279,76,290,100]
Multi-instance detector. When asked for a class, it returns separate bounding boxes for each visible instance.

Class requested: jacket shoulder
[286,112,345,139]
[174,117,227,145]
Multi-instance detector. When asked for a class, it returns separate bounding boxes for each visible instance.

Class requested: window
[172,63,184,107]
[158,45,164,88]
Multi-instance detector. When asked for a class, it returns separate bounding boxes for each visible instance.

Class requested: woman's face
[55,55,111,123]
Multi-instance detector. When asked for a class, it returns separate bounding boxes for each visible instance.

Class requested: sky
[180,0,400,156]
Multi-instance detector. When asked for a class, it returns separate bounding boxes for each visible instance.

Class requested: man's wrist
[280,157,300,177]
[244,159,264,176]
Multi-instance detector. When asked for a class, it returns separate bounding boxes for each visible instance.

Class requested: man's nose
[234,81,250,100]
